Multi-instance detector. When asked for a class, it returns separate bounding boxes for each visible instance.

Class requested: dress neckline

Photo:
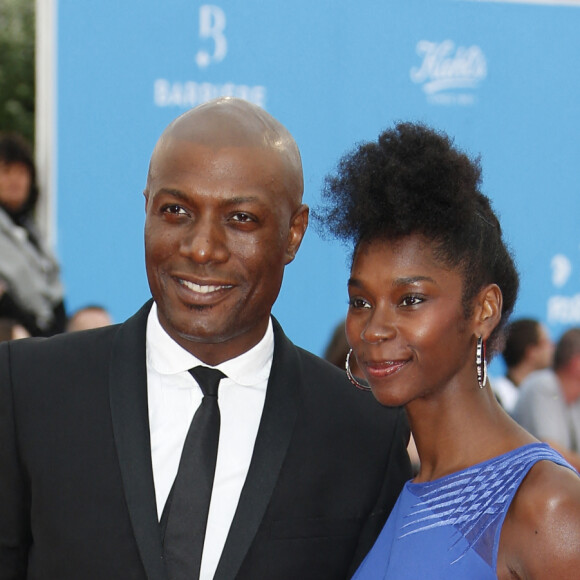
[407,441,549,488]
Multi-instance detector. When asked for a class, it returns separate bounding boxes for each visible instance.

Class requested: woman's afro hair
[316,122,519,357]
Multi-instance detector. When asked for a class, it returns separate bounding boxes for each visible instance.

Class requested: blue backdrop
[56,0,580,372]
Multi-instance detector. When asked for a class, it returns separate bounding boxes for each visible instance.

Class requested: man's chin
[176,328,233,345]
[157,307,223,344]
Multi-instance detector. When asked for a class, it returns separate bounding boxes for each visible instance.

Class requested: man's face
[144,138,307,365]
[530,324,554,370]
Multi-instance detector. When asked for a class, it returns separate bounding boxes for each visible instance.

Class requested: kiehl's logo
[410,40,487,102]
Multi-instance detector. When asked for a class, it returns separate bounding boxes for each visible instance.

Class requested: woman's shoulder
[515,457,580,520]
[501,458,580,578]
[515,458,580,528]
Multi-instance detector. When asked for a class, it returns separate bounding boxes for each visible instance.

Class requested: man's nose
[180,215,229,264]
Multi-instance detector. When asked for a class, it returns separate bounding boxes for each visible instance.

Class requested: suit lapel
[214,318,303,580]
[109,301,166,580]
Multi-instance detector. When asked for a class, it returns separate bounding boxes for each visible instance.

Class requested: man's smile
[179,279,234,294]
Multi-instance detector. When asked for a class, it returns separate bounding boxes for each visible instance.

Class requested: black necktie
[162,366,226,580]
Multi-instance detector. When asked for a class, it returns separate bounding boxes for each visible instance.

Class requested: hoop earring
[345,349,372,392]
[476,336,488,389]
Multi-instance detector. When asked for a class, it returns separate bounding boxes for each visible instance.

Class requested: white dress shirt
[146,303,272,580]
[490,375,519,414]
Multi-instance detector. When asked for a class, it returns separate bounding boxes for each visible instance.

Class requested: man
[491,318,553,414]
[0,98,411,579]
[514,327,580,471]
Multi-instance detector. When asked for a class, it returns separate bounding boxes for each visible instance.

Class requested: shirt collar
[146,302,274,387]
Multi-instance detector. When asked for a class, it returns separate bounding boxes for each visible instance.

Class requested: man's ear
[474,284,503,340]
[143,189,150,212]
[284,204,309,264]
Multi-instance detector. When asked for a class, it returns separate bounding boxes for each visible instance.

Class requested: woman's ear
[474,284,502,340]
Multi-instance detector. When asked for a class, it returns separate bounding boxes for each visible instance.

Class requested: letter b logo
[196,5,227,69]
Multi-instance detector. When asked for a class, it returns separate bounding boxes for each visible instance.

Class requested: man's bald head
[143,97,309,364]
[148,97,304,204]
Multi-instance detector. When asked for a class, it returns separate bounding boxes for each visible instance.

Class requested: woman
[0,133,66,336]
[318,123,580,578]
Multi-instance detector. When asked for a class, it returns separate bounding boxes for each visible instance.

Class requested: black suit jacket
[0,302,411,579]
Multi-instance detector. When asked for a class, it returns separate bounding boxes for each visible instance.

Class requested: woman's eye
[349,297,371,309]
[401,295,423,307]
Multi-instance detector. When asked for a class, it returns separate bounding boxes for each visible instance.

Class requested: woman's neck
[408,385,532,482]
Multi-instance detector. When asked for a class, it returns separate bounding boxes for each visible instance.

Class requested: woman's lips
[364,360,408,379]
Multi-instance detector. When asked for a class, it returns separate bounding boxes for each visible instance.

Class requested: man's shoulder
[1,302,150,366]
[519,369,559,397]
[294,342,348,377]
[272,322,353,390]
[514,370,561,424]
[1,323,118,366]
[271,318,346,370]
[276,331,404,425]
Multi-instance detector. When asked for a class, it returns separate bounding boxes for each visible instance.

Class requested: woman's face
[346,234,478,407]
[0,161,31,213]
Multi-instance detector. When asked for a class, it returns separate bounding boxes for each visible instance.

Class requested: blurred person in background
[0,317,30,342]
[0,133,66,336]
[66,304,113,332]
[324,317,362,375]
[491,318,553,414]
[514,327,580,471]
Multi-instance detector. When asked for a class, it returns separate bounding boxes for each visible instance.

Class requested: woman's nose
[361,307,396,344]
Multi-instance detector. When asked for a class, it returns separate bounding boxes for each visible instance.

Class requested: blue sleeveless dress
[352,443,575,579]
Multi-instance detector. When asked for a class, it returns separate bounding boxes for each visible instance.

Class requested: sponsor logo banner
[410,40,486,106]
